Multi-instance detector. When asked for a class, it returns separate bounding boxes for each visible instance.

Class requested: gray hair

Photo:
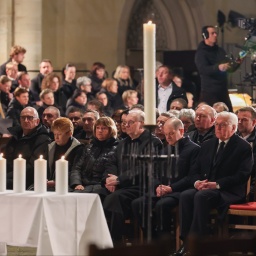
[21,107,39,119]
[216,112,238,130]
[179,108,195,123]
[44,106,61,118]
[168,109,180,118]
[76,76,91,88]
[129,109,145,122]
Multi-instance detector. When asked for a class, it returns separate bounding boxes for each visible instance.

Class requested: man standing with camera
[195,26,233,111]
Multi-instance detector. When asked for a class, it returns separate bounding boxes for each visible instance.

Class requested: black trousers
[132,193,180,238]
[103,186,140,242]
[179,189,221,241]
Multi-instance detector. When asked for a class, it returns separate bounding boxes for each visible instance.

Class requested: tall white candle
[34,155,47,194]
[55,156,68,195]
[13,154,26,193]
[143,20,156,125]
[0,153,6,192]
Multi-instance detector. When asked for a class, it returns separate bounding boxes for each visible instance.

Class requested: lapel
[212,134,237,168]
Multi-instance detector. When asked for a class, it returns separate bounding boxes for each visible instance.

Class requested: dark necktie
[215,141,225,163]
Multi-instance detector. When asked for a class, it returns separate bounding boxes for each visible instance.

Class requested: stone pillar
[13,0,43,72]
[0,0,13,64]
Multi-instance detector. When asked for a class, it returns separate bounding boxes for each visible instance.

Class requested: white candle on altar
[143,20,156,125]
[0,153,6,192]
[55,156,68,195]
[34,155,47,194]
[13,154,26,193]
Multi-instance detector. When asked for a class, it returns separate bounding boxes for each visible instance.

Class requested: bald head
[163,118,184,145]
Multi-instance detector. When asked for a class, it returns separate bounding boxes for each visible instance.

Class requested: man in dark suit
[100,110,162,244]
[132,118,200,239]
[173,112,253,256]
[186,104,216,145]
[156,65,187,113]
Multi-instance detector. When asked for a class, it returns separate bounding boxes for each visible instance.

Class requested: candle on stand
[143,20,156,125]
[55,156,68,195]
[34,155,47,194]
[0,153,6,192]
[13,154,26,193]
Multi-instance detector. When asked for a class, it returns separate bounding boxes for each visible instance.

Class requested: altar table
[0,191,113,255]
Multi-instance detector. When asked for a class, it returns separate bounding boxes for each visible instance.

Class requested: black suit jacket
[190,134,253,206]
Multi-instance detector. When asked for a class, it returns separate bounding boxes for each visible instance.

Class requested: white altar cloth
[0,191,113,255]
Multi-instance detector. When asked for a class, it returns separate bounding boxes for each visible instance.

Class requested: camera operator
[195,25,233,112]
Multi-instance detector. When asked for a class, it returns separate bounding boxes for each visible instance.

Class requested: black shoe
[170,245,186,256]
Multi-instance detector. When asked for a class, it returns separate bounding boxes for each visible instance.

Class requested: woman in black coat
[70,116,119,193]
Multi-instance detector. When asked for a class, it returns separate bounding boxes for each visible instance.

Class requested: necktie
[215,141,225,163]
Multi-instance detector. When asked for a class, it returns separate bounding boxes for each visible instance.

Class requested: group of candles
[0,154,68,195]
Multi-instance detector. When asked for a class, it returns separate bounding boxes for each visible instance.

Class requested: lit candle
[143,20,156,125]
[0,153,6,192]
[13,154,26,193]
[55,156,68,195]
[34,155,47,194]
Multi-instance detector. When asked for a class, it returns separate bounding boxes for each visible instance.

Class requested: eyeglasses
[125,120,138,126]
[42,113,54,119]
[215,122,231,128]
[82,117,94,122]
[20,116,37,121]
[69,116,81,121]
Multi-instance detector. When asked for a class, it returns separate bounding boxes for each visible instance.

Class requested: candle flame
[0,153,3,158]
[148,20,152,24]
[18,154,22,158]
[61,156,65,160]
[39,155,43,160]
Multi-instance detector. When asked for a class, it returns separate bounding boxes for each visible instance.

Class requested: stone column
[13,0,43,72]
[0,0,13,64]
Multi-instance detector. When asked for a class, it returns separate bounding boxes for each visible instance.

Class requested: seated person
[213,102,229,113]
[65,89,87,115]
[169,98,188,111]
[179,108,195,133]
[0,75,12,116]
[47,117,83,191]
[96,91,114,117]
[132,118,200,239]
[5,107,51,189]
[74,109,99,143]
[37,89,64,118]
[66,107,84,137]
[6,87,29,126]
[70,116,118,193]
[42,106,61,139]
[121,90,139,110]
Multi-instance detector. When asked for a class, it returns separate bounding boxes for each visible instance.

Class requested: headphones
[202,26,210,40]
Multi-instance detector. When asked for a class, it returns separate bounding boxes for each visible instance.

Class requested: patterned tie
[215,141,225,163]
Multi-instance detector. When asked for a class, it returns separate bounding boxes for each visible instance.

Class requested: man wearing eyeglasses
[172,112,253,256]
[5,106,51,190]
[101,110,163,245]
[186,104,216,146]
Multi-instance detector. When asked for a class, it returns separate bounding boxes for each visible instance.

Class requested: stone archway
[117,0,204,67]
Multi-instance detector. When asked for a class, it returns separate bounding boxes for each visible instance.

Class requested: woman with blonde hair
[113,65,137,96]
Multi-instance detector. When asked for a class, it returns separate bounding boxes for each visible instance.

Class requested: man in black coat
[30,59,53,99]
[156,65,187,114]
[195,26,232,111]
[100,110,163,244]
[186,104,216,145]
[173,112,253,256]
[5,107,51,189]
[132,118,200,239]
